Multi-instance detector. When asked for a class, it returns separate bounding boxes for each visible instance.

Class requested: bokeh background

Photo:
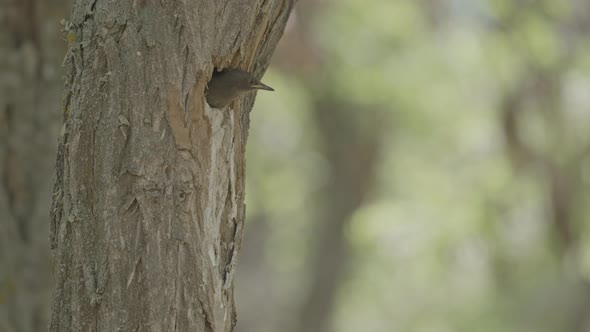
[3,0,590,331]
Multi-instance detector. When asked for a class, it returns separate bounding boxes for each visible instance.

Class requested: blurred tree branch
[497,1,590,255]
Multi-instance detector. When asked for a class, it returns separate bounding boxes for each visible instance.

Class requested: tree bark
[0,0,69,331]
[48,1,294,331]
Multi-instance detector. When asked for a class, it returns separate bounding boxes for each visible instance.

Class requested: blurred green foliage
[238,0,590,331]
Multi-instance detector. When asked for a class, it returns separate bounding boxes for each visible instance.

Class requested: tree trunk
[48,1,294,331]
[271,9,384,329]
[0,0,69,331]
[295,96,382,332]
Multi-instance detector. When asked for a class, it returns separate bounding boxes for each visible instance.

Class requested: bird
[205,69,274,108]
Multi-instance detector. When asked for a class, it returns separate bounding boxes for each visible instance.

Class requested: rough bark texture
[48,1,294,331]
[0,0,69,331]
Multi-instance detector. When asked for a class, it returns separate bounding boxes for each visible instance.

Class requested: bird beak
[250,81,274,91]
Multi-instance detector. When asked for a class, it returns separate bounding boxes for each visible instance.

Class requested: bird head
[229,70,275,92]
[205,69,274,108]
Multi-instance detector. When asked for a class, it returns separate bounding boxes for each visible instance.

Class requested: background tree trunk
[48,1,294,331]
[0,0,70,331]
[295,95,382,332]
[270,8,385,329]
